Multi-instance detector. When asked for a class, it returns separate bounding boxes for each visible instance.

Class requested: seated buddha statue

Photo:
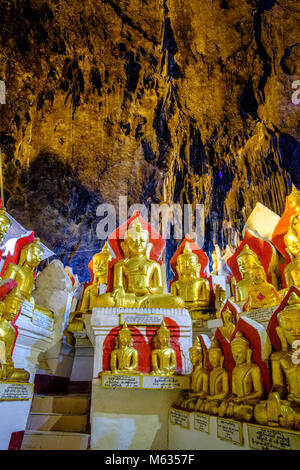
[105,323,140,375]
[245,265,281,311]
[95,220,184,309]
[66,243,113,339]
[219,332,264,421]
[201,339,229,415]
[170,242,210,318]
[0,206,12,246]
[231,244,263,303]
[150,321,176,376]
[283,229,300,289]
[178,337,207,409]
[254,294,300,430]
[0,287,30,382]
[2,238,53,320]
[218,306,237,343]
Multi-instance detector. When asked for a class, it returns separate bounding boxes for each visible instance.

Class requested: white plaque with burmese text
[242,306,277,324]
[142,375,190,390]
[194,413,210,434]
[217,418,243,446]
[169,407,190,429]
[120,313,164,325]
[32,310,54,331]
[101,374,141,389]
[21,300,34,319]
[247,424,300,450]
[0,382,34,401]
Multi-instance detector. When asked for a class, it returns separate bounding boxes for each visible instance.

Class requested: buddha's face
[177,254,200,278]
[3,297,22,321]
[231,342,248,365]
[93,255,108,280]
[118,330,131,347]
[237,254,257,276]
[189,348,201,366]
[286,235,300,257]
[223,308,234,326]
[157,330,169,348]
[126,230,149,257]
[278,308,300,346]
[0,214,11,244]
[249,266,265,284]
[208,348,222,368]
[25,244,44,267]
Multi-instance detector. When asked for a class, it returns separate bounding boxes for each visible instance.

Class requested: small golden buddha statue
[150,321,176,376]
[201,339,229,415]
[283,230,300,289]
[95,220,184,308]
[255,295,300,430]
[245,265,281,311]
[0,207,11,246]
[0,287,30,382]
[2,238,54,320]
[232,244,262,303]
[178,337,207,409]
[218,306,237,343]
[107,323,140,375]
[219,332,264,421]
[170,242,210,318]
[66,243,113,341]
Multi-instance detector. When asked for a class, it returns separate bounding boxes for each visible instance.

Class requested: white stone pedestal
[90,378,182,450]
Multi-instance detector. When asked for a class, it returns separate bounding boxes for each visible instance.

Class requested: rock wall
[0,0,299,280]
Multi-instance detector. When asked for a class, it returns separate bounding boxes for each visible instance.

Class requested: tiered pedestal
[168,409,300,450]
[86,307,193,450]
[0,304,55,450]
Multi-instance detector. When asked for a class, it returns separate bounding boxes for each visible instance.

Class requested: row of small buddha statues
[0,206,54,383]
[99,321,177,377]
[176,289,300,431]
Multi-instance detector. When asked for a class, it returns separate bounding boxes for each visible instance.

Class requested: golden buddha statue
[95,220,184,308]
[2,238,54,320]
[178,337,207,409]
[0,287,30,382]
[254,295,300,430]
[219,332,264,421]
[0,207,11,246]
[201,339,229,415]
[245,265,281,311]
[232,244,262,303]
[170,242,210,318]
[106,323,140,375]
[218,306,237,343]
[150,321,176,376]
[283,230,300,289]
[66,243,113,341]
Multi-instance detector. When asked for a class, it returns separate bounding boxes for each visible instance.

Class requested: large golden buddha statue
[95,220,184,308]
[284,229,300,289]
[201,339,229,415]
[170,242,210,318]
[219,332,264,421]
[232,244,263,303]
[255,293,300,430]
[0,206,11,246]
[150,321,177,376]
[245,265,281,311]
[0,287,30,382]
[2,238,53,319]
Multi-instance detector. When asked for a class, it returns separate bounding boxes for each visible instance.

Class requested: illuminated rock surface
[0,0,299,280]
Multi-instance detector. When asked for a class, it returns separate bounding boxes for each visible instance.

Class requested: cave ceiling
[0,0,299,280]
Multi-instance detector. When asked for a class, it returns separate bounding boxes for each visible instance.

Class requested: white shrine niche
[85,306,193,378]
